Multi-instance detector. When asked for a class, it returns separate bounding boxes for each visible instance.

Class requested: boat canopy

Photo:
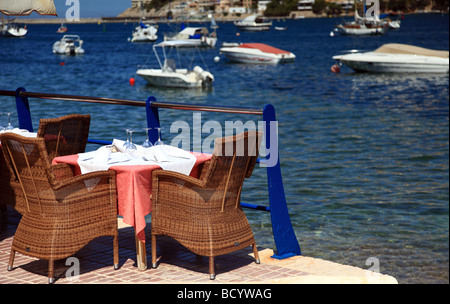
[374,43,449,58]
[0,0,57,16]
[155,40,199,48]
[239,43,291,55]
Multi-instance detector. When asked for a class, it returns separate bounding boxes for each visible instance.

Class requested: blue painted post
[15,87,33,132]
[263,104,301,259]
[145,96,160,144]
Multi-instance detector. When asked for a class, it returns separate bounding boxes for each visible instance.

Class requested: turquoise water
[1,14,448,283]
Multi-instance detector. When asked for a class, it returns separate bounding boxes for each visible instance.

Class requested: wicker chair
[151,131,262,279]
[0,133,118,284]
[0,114,90,215]
[37,114,91,162]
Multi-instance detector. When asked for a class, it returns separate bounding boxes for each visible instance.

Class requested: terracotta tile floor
[0,207,303,284]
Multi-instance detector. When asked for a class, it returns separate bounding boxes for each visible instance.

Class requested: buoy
[330,31,334,37]
[129,77,135,86]
[331,64,340,73]
[236,32,240,36]
[60,62,65,66]
[214,56,220,63]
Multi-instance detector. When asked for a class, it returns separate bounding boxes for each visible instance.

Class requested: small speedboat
[234,15,272,31]
[136,40,214,88]
[53,35,85,55]
[57,23,67,33]
[131,21,158,43]
[1,23,27,37]
[219,43,295,64]
[164,26,217,48]
[332,43,449,73]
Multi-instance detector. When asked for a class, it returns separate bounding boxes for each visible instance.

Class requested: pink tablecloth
[52,152,212,242]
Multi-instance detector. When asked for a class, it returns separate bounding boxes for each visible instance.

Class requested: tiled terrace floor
[0,207,397,284]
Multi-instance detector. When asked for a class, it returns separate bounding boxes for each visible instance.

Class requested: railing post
[263,104,301,259]
[145,96,160,144]
[15,87,33,132]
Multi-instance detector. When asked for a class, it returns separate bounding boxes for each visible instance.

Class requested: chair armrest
[152,169,205,188]
[52,169,116,191]
[51,163,74,181]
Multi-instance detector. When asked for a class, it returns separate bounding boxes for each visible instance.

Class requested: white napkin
[92,146,111,165]
[77,140,197,176]
[0,128,37,138]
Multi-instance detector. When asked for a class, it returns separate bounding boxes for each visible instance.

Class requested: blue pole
[263,104,301,259]
[145,96,160,144]
[15,87,33,132]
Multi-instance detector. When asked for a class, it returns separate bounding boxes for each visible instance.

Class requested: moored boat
[131,21,158,43]
[234,15,272,31]
[164,25,217,48]
[52,34,85,55]
[1,15,27,37]
[136,40,214,88]
[332,43,449,73]
[219,43,295,64]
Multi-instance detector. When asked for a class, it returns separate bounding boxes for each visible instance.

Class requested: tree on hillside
[312,0,327,14]
[265,0,299,17]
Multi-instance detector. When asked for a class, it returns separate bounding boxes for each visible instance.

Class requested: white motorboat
[130,0,157,43]
[234,15,272,31]
[164,25,217,48]
[52,35,85,55]
[332,44,449,73]
[131,21,158,43]
[136,40,214,88]
[1,15,27,37]
[1,23,27,37]
[219,43,295,64]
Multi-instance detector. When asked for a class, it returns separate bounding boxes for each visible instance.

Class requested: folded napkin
[0,128,37,138]
[77,139,197,176]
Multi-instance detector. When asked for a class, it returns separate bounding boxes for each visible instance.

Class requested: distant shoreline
[15,11,447,25]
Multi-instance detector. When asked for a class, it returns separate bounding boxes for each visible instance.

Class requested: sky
[28,0,132,18]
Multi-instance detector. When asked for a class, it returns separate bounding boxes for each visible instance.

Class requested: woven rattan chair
[0,114,90,215]
[0,133,119,284]
[151,131,262,279]
[37,114,91,162]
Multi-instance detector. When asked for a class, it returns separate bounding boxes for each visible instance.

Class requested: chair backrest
[202,131,262,211]
[37,114,90,161]
[0,133,57,213]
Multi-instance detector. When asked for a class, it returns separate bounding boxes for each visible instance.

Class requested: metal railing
[1,87,301,259]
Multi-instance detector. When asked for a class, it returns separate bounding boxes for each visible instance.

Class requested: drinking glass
[4,112,14,130]
[125,129,137,152]
[154,127,164,146]
[123,128,132,149]
[142,127,153,148]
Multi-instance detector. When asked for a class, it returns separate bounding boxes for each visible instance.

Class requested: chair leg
[253,243,260,264]
[151,234,157,268]
[113,235,119,270]
[209,257,215,280]
[48,260,55,284]
[7,249,15,271]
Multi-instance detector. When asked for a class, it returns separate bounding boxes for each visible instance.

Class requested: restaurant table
[53,147,212,270]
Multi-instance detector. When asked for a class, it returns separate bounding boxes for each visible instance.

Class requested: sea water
[0,13,448,284]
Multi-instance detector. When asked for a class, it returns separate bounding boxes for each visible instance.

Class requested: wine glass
[125,129,137,152]
[3,112,14,130]
[142,127,153,148]
[154,127,164,146]
[123,128,132,149]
